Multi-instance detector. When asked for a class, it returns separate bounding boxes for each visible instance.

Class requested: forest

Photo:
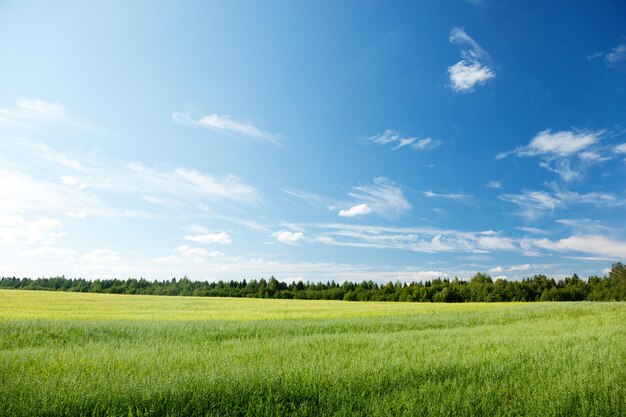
[1,262,624,302]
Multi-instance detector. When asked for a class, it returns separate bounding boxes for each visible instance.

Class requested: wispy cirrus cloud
[497,129,603,159]
[306,222,626,260]
[447,28,495,92]
[499,182,623,220]
[423,190,472,200]
[496,129,610,181]
[282,189,327,207]
[486,180,503,189]
[0,98,99,131]
[0,138,263,221]
[311,223,519,255]
[516,226,548,235]
[340,177,412,219]
[172,112,282,145]
[367,129,442,152]
[284,178,411,220]
[605,43,626,65]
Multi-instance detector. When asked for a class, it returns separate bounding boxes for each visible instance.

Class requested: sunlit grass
[1,290,624,416]
[0,289,513,321]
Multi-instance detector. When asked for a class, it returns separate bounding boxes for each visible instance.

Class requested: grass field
[0,290,624,416]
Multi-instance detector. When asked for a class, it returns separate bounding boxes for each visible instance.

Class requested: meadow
[0,290,624,416]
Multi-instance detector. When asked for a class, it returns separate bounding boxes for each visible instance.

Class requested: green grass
[1,290,624,416]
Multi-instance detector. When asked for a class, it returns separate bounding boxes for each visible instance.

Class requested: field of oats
[0,290,624,416]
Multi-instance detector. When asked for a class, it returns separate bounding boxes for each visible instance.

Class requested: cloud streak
[172,112,282,145]
[499,183,623,220]
[424,190,472,200]
[605,43,626,64]
[0,98,99,131]
[0,138,263,221]
[367,129,441,152]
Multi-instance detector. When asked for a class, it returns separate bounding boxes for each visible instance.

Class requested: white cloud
[539,160,580,182]
[175,245,224,258]
[368,129,401,145]
[314,236,336,244]
[305,222,626,262]
[154,245,225,264]
[499,185,622,220]
[606,43,626,64]
[288,178,412,220]
[0,139,265,229]
[172,112,281,145]
[0,167,116,218]
[555,218,614,235]
[578,151,612,162]
[516,226,547,235]
[23,247,77,257]
[60,175,79,185]
[169,168,262,205]
[449,28,488,59]
[65,212,88,219]
[499,130,602,160]
[448,61,495,92]
[16,99,65,116]
[424,190,472,200]
[486,180,503,189]
[496,129,607,181]
[347,177,412,219]
[185,232,231,245]
[614,143,626,154]
[367,129,441,152]
[283,188,325,205]
[534,235,626,259]
[0,98,98,130]
[14,140,84,171]
[412,137,441,150]
[273,230,304,245]
[81,249,120,264]
[527,130,600,157]
[0,214,63,245]
[393,270,447,283]
[312,223,519,255]
[489,266,503,273]
[447,28,495,92]
[508,264,531,271]
[476,235,516,251]
[338,203,372,218]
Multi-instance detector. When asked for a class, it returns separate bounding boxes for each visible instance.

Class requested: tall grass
[1,290,624,416]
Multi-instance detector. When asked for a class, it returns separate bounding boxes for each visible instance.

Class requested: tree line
[1,262,625,302]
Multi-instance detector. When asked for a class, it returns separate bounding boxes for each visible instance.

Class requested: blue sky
[1,0,625,282]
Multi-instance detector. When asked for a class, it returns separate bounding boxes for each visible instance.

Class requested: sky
[1,0,625,283]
